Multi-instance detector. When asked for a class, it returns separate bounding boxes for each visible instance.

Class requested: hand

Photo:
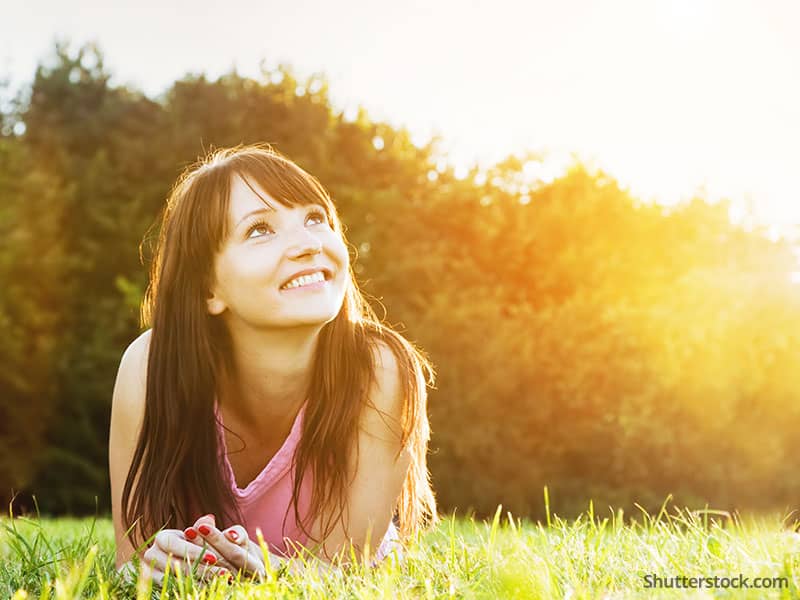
[186,514,285,582]
[139,527,232,587]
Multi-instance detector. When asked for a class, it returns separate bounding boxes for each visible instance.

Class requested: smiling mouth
[279,279,329,293]
[279,271,332,291]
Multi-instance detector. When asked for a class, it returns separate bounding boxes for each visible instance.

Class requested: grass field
[2,492,800,599]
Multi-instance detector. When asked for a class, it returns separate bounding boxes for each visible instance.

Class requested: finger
[193,513,217,529]
[195,522,261,574]
[165,551,236,582]
[192,518,263,574]
[218,526,260,574]
[193,516,244,562]
[141,547,193,583]
[182,526,205,546]
[140,560,165,588]
[148,544,237,584]
[221,524,249,548]
[194,562,235,586]
[154,530,217,566]
[142,545,171,576]
[231,525,270,562]
[187,515,217,548]
[223,524,271,573]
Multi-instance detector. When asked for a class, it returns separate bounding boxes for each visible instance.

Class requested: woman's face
[206,173,349,329]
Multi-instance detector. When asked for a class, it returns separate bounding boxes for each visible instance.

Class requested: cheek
[329,236,349,265]
[217,251,274,293]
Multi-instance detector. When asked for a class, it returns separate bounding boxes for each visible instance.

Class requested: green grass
[3,492,800,599]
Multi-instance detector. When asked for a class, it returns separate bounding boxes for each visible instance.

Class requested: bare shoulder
[109,328,152,567]
[122,328,152,366]
[119,328,151,379]
[112,329,152,420]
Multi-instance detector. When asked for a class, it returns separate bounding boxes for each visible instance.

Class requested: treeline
[2,42,799,520]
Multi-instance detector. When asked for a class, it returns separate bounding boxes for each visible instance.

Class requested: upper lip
[280,267,332,288]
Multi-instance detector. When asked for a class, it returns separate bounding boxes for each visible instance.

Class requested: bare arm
[176,342,412,579]
[303,341,411,567]
[110,331,239,587]
[189,342,410,578]
[109,329,151,570]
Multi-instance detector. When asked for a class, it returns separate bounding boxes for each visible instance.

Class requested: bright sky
[3,0,799,238]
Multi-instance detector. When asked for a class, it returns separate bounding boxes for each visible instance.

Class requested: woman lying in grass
[108,144,438,586]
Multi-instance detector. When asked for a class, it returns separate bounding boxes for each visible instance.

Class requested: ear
[206,291,227,316]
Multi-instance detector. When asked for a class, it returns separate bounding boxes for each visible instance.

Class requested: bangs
[179,144,342,251]
[229,152,336,223]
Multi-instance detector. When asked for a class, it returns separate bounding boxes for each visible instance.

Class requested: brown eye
[246,219,273,239]
[307,208,329,225]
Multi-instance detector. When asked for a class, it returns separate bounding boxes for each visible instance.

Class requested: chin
[285,309,339,326]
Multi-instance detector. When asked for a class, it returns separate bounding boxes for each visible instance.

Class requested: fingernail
[227,529,239,541]
[202,552,217,565]
[198,524,211,535]
[218,568,228,576]
[183,527,197,540]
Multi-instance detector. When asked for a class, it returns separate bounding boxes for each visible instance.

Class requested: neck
[219,320,324,427]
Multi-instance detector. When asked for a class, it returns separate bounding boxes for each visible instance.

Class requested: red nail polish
[227,530,239,541]
[183,527,197,540]
[198,524,211,535]
[203,552,217,565]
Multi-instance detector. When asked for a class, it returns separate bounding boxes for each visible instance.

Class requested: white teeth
[281,271,326,290]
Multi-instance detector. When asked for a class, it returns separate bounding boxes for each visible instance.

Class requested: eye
[307,207,330,226]
[245,208,330,240]
[245,218,273,239]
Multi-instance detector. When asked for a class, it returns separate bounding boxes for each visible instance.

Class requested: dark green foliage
[1,40,799,522]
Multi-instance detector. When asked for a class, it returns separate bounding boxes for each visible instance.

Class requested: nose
[286,227,322,259]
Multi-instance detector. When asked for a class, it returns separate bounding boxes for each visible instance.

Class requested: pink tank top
[214,399,401,564]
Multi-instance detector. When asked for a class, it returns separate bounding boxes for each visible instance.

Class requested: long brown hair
[121,143,437,556]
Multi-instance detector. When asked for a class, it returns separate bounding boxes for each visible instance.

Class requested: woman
[108,144,438,585]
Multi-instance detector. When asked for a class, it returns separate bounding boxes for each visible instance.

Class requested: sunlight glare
[758,191,800,239]
[728,201,750,227]
[410,126,432,148]
[522,152,572,186]
[308,78,323,94]
[343,105,358,122]
[656,0,714,37]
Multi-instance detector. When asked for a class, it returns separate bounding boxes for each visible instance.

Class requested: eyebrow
[236,206,276,229]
